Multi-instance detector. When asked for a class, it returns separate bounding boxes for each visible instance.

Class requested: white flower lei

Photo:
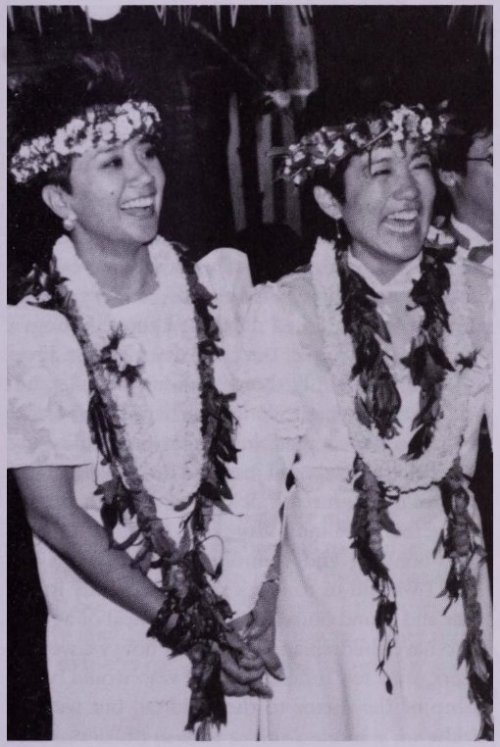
[311,237,474,493]
[53,234,204,506]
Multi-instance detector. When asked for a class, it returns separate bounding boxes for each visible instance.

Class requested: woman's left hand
[220,579,284,697]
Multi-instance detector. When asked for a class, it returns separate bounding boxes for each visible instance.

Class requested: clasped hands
[219,579,284,698]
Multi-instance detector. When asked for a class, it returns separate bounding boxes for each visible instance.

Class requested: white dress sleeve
[195,247,253,393]
[208,280,304,616]
[460,261,493,472]
[8,303,95,469]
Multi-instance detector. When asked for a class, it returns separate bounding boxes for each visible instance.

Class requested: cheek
[416,173,436,208]
[155,167,166,197]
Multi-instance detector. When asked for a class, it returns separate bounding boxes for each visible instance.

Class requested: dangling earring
[63,215,76,232]
[335,219,343,245]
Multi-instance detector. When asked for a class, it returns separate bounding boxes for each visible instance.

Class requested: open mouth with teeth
[121,195,156,216]
[384,209,420,234]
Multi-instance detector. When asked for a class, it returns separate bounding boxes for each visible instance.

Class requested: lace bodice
[7,244,252,491]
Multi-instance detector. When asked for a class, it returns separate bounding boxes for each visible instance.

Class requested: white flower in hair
[115,114,134,140]
[332,139,346,157]
[18,144,31,159]
[100,121,115,141]
[53,130,71,155]
[421,117,433,136]
[128,107,142,128]
[315,141,329,156]
[65,117,86,138]
[46,152,59,167]
[32,136,48,153]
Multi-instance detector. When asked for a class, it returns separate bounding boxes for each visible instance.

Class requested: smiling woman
[314,140,436,282]
[7,53,280,740]
[226,92,493,739]
[41,133,165,305]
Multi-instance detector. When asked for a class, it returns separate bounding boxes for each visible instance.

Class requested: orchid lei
[22,235,243,739]
[311,236,493,738]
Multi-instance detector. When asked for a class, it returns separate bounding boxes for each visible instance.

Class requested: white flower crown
[10,99,161,185]
[280,102,454,186]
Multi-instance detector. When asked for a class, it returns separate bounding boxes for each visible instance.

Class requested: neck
[350,245,419,285]
[71,233,157,305]
[454,203,492,243]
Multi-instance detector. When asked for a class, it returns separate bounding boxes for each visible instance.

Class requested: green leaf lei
[338,241,492,738]
[24,246,242,740]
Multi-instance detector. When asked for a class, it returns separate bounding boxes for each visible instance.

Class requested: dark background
[7,5,492,739]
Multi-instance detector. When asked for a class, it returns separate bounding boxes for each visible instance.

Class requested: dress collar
[347,250,422,296]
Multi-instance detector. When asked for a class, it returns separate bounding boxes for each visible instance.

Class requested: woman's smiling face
[338,140,436,280]
[66,134,165,252]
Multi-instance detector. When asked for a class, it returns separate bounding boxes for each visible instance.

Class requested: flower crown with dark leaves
[10,100,161,185]
[280,102,457,186]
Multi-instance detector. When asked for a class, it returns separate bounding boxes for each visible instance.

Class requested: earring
[335,219,343,244]
[63,215,76,232]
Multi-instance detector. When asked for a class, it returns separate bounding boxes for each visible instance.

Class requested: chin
[386,233,424,262]
[130,224,160,246]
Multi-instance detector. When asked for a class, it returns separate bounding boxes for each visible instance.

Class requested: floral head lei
[280,102,454,186]
[9,99,161,184]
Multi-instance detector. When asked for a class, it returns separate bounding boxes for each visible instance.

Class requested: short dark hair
[438,118,492,176]
[8,52,136,191]
[437,76,492,175]
[7,53,139,301]
[298,77,435,246]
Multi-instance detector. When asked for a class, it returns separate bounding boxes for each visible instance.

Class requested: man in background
[436,89,493,594]
[438,96,492,269]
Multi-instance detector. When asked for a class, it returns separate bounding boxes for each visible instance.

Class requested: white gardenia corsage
[99,326,147,386]
[111,336,145,371]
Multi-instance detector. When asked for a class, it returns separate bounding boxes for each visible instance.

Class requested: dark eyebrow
[369,153,392,166]
[411,147,431,160]
[91,144,122,159]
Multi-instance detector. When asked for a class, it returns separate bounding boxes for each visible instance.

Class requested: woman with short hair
[7,53,281,741]
[234,94,493,740]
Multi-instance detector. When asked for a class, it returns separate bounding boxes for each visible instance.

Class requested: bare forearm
[48,509,163,622]
[15,468,164,624]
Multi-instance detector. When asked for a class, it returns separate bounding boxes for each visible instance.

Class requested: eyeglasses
[467,153,493,166]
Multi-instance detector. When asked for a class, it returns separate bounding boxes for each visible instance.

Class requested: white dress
[229,239,492,740]
[7,244,261,741]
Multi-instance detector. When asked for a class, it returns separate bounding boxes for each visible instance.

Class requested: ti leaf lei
[335,242,492,738]
[23,243,243,740]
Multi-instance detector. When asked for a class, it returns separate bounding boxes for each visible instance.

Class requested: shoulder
[8,302,93,468]
[462,257,492,311]
[242,264,317,358]
[457,256,492,350]
[258,263,315,317]
[196,247,252,298]
[8,301,86,367]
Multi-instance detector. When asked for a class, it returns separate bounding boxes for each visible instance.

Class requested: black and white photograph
[6,3,493,741]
